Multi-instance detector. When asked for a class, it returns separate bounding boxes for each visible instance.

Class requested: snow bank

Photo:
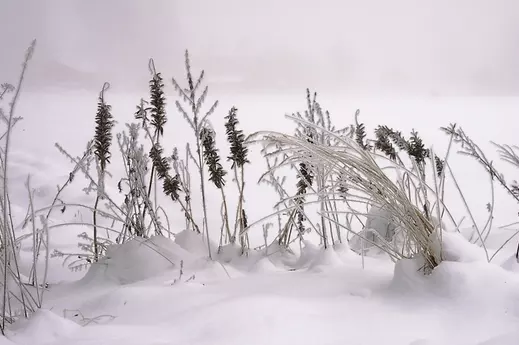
[249,256,283,273]
[83,235,195,285]
[391,258,519,317]
[501,255,519,273]
[333,243,354,263]
[263,242,297,268]
[174,229,217,258]
[0,337,16,345]
[293,240,320,268]
[290,240,352,271]
[217,243,242,263]
[307,248,344,272]
[430,229,488,263]
[8,310,80,345]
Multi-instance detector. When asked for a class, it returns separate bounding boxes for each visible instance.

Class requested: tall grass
[0,40,40,334]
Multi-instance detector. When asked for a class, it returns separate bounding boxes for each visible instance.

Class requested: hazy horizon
[1,0,519,96]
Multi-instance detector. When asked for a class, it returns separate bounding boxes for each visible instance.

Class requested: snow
[8,310,80,345]
[82,235,187,285]
[430,229,489,263]
[3,228,518,345]
[3,91,519,344]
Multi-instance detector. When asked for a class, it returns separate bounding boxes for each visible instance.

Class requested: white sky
[1,0,519,95]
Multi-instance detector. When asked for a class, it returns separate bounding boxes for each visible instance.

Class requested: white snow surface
[3,91,519,344]
[4,233,519,345]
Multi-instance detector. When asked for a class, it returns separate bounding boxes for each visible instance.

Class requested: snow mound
[9,309,80,345]
[391,258,519,317]
[293,240,320,268]
[217,243,242,263]
[0,337,16,345]
[308,248,344,272]
[501,255,519,273]
[83,235,193,285]
[174,230,216,258]
[430,229,487,263]
[249,256,282,273]
[263,242,297,268]
[333,243,354,262]
[292,241,346,271]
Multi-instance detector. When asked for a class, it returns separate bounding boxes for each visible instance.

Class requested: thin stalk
[2,40,34,332]
[92,195,100,262]
[220,188,231,240]
[197,139,212,258]
[446,162,489,262]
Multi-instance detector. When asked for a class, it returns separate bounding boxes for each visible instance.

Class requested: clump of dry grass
[252,116,443,272]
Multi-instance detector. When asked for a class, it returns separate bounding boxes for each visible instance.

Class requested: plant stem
[220,188,231,241]
[93,195,100,262]
[2,41,33,332]
[197,138,212,259]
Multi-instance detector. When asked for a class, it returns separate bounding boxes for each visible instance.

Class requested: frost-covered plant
[0,40,40,334]
[443,124,519,260]
[200,127,231,250]
[52,123,160,268]
[149,143,181,200]
[257,155,294,246]
[224,107,250,250]
[147,142,200,235]
[171,146,199,234]
[266,90,350,249]
[172,50,218,259]
[92,82,115,261]
[140,59,167,225]
[255,122,443,272]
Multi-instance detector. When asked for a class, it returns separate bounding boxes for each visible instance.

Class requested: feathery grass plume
[94,83,115,171]
[434,156,444,177]
[225,107,249,168]
[149,143,181,200]
[373,126,437,221]
[172,50,218,258]
[354,109,371,151]
[374,126,398,161]
[92,82,115,262]
[141,59,168,230]
[148,142,201,234]
[294,162,314,236]
[200,127,227,188]
[408,130,429,164]
[224,106,250,247]
[374,126,432,165]
[200,127,231,246]
[149,59,167,137]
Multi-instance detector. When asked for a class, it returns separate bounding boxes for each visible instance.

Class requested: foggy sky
[1,0,519,95]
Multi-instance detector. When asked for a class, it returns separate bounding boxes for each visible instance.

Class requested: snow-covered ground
[3,91,519,344]
[6,232,519,345]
